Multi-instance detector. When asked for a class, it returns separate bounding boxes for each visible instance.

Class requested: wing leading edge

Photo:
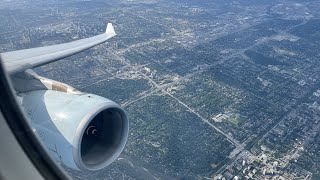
[1,23,116,75]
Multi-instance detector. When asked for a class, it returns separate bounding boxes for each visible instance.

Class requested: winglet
[106,23,116,36]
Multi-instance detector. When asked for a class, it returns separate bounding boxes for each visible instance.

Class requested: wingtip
[106,23,116,36]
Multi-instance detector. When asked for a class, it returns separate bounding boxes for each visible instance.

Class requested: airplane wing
[0,23,116,75]
[1,22,129,171]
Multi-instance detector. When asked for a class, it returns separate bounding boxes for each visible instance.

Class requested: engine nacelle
[19,90,128,171]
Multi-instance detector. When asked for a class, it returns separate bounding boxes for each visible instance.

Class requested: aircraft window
[0,59,70,179]
[1,0,320,179]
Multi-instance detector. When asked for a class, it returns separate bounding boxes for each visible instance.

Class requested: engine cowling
[19,90,128,171]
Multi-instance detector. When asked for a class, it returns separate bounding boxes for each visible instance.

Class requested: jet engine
[1,23,127,172]
[19,90,128,171]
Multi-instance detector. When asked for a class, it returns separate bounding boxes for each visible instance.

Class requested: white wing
[1,23,116,74]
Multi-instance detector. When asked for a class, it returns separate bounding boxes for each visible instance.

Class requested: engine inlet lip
[72,101,128,171]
